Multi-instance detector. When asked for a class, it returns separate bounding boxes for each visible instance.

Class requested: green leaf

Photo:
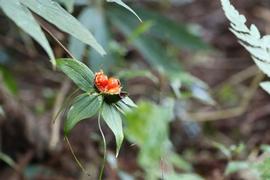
[115,101,132,114]
[125,101,174,178]
[0,152,15,168]
[115,96,137,114]
[109,7,182,73]
[102,103,123,157]
[0,66,18,94]
[69,7,115,72]
[212,141,231,159]
[86,7,114,72]
[135,8,209,50]
[225,161,251,175]
[53,0,74,12]
[169,153,192,172]
[20,0,106,56]
[107,0,142,22]
[56,58,94,92]
[64,93,102,135]
[258,158,270,180]
[166,173,203,180]
[117,69,158,83]
[121,96,137,108]
[0,0,55,65]
[260,144,270,153]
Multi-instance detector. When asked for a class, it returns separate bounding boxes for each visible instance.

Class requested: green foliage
[69,6,114,72]
[107,0,142,22]
[117,69,158,84]
[53,0,74,12]
[56,58,94,92]
[0,0,55,64]
[21,0,105,56]
[0,152,15,168]
[258,158,270,180]
[102,103,123,157]
[225,161,251,175]
[0,66,18,94]
[109,6,183,72]
[135,8,209,50]
[64,93,102,135]
[125,101,199,179]
[213,141,245,160]
[221,0,270,94]
[0,0,106,66]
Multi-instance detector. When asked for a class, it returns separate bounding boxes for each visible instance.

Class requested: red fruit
[107,77,121,94]
[95,71,108,92]
[94,70,121,94]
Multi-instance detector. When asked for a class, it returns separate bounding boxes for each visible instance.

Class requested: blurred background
[1,0,270,179]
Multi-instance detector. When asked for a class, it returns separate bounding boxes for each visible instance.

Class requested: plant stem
[98,110,107,180]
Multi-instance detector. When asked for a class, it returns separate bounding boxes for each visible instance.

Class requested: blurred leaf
[53,0,74,12]
[68,8,89,60]
[115,96,137,114]
[107,0,142,22]
[171,78,182,98]
[115,100,132,114]
[229,143,245,155]
[169,153,192,172]
[127,21,153,43]
[212,141,231,159]
[102,103,124,157]
[260,82,270,95]
[0,152,15,168]
[125,101,186,179]
[260,145,270,153]
[74,0,88,5]
[258,158,270,180]
[216,84,238,106]
[0,0,55,65]
[117,69,158,83]
[0,105,5,117]
[135,8,209,50]
[169,72,214,104]
[225,161,251,175]
[56,58,94,92]
[121,96,137,108]
[118,171,135,180]
[125,101,172,146]
[166,173,203,180]
[65,93,102,135]
[190,84,215,105]
[0,66,18,94]
[21,0,106,56]
[86,7,114,71]
[69,7,114,71]
[109,6,182,73]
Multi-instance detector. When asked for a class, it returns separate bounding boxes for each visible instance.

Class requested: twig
[189,72,265,121]
[214,65,259,90]
[49,79,71,151]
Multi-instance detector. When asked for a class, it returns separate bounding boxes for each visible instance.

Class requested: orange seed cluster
[94,70,121,94]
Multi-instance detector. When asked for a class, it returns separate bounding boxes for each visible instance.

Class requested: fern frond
[221,0,270,93]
